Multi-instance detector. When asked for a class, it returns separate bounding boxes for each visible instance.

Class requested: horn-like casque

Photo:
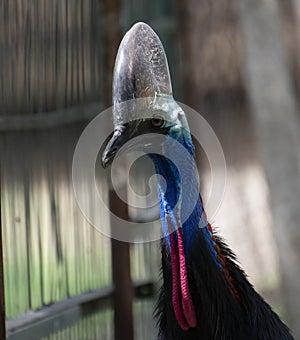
[112,22,173,126]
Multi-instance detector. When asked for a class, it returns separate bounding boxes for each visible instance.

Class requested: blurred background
[1,0,300,339]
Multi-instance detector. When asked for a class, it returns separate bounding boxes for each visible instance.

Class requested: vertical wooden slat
[0,180,6,339]
[24,171,32,310]
[110,190,134,340]
[102,0,134,338]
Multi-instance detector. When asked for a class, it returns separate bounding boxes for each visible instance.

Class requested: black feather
[155,231,294,340]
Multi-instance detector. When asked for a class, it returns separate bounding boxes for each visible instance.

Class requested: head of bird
[101,23,203,256]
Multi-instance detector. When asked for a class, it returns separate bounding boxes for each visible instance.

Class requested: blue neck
[149,129,221,268]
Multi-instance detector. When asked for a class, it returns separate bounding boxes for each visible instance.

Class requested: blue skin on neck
[149,127,221,268]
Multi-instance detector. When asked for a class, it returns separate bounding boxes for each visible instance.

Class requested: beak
[101,125,130,168]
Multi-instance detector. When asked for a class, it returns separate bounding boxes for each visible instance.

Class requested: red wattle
[177,227,197,328]
[167,211,197,331]
[170,231,190,330]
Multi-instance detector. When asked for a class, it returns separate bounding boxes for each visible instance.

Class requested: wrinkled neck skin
[149,128,218,265]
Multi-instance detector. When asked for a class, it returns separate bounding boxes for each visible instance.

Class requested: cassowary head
[102,22,218,330]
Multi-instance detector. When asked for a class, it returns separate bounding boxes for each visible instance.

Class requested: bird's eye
[151,116,164,128]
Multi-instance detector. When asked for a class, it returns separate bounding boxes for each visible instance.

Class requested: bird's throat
[151,152,198,330]
[149,133,221,330]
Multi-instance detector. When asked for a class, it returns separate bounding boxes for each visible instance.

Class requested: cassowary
[102,22,293,340]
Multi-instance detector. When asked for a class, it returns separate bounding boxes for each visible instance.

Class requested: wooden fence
[0,0,177,338]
